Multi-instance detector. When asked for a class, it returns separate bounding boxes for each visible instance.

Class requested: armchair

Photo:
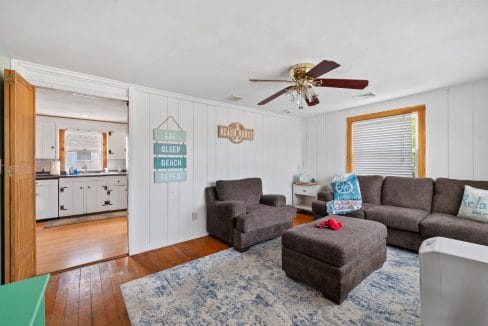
[206,178,296,252]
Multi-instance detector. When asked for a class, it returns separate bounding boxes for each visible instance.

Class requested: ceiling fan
[250,60,369,109]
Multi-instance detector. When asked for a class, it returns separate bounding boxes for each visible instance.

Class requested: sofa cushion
[365,205,429,232]
[382,176,433,211]
[282,216,387,267]
[420,212,488,246]
[357,175,384,205]
[432,178,488,215]
[343,203,378,219]
[216,178,263,207]
[235,204,295,232]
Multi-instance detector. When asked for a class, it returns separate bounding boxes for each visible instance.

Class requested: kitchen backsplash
[36,159,126,173]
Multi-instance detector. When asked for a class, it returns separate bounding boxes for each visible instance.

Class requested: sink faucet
[82,165,88,174]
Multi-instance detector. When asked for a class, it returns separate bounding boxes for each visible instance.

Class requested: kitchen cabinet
[36,120,56,159]
[35,179,59,220]
[59,175,128,217]
[85,181,98,213]
[107,129,127,160]
[59,180,73,217]
[72,181,85,215]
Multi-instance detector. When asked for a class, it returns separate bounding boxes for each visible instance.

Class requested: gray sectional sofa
[206,178,296,252]
[312,175,488,251]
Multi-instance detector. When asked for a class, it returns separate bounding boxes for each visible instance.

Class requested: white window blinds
[352,113,417,177]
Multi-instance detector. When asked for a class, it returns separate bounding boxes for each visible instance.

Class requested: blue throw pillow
[326,174,362,215]
[331,174,362,201]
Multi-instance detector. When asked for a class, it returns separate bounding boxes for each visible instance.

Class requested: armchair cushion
[235,204,296,232]
[317,189,333,202]
[260,194,286,207]
[216,178,263,206]
[207,200,246,219]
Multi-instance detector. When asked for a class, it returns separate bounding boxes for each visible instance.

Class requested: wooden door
[3,69,36,282]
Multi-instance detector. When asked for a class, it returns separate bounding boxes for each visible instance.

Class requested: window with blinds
[351,113,418,177]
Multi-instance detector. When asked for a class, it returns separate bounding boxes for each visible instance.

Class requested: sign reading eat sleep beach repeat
[153,116,187,183]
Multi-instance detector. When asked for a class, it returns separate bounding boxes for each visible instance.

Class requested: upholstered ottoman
[282,216,387,304]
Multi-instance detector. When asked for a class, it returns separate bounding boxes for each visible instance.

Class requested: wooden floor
[44,212,313,325]
[36,215,128,275]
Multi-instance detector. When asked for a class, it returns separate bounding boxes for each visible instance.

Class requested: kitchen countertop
[36,172,127,180]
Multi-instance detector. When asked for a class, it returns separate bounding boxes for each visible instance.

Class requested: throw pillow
[326,174,362,215]
[457,185,488,223]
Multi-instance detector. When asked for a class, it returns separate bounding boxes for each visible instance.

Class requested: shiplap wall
[129,88,301,254]
[302,78,488,183]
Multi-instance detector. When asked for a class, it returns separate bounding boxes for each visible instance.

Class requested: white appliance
[419,237,488,326]
[35,179,59,220]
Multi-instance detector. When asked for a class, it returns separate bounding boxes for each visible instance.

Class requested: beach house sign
[153,115,187,183]
[218,122,254,144]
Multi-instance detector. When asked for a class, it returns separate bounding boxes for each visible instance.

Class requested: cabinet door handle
[87,186,91,189]
[60,205,68,211]
[51,146,55,149]
[60,187,67,192]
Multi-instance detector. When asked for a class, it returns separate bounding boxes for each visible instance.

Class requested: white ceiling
[1,1,488,117]
[36,88,128,123]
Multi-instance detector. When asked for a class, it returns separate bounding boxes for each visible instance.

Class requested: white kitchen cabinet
[118,185,128,210]
[59,175,128,217]
[36,120,57,159]
[107,129,127,160]
[85,181,98,214]
[72,181,85,215]
[59,180,73,217]
[36,179,59,220]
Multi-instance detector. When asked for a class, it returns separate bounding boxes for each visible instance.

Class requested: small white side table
[292,183,324,212]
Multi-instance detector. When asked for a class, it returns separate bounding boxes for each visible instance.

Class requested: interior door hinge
[6,166,14,177]
[5,72,14,85]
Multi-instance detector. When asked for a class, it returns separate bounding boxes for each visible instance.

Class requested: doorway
[34,87,129,274]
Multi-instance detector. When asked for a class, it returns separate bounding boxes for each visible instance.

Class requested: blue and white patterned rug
[121,238,420,325]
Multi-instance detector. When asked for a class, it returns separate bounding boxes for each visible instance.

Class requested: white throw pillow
[457,185,488,223]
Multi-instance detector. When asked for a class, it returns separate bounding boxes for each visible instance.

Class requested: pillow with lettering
[457,185,488,223]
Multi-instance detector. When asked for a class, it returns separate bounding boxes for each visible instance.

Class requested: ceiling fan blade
[305,97,320,107]
[314,78,369,89]
[306,60,340,78]
[250,79,294,83]
[258,86,295,105]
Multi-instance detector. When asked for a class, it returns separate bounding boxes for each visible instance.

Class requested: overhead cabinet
[59,175,127,217]
[107,129,127,160]
[35,120,57,159]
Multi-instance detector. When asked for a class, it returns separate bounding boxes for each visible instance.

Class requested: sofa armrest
[260,194,286,207]
[317,189,333,202]
[207,200,246,218]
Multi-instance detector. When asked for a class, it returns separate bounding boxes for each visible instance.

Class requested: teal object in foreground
[154,171,187,183]
[154,157,187,169]
[0,274,50,326]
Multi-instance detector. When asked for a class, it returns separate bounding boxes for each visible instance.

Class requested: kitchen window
[346,105,426,177]
[64,130,103,171]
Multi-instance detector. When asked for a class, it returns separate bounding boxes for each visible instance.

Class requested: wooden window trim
[60,130,108,171]
[346,104,426,177]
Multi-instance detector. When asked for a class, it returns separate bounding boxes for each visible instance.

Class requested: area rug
[43,210,127,227]
[121,238,420,325]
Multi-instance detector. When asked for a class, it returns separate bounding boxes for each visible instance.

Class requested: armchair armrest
[260,194,286,207]
[317,189,333,202]
[207,200,246,218]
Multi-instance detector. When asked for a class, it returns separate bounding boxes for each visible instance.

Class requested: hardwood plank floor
[44,212,313,325]
[36,216,128,275]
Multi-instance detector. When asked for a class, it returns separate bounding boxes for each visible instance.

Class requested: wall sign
[153,115,187,183]
[218,122,254,144]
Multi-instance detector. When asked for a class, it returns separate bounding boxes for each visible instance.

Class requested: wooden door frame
[3,69,37,282]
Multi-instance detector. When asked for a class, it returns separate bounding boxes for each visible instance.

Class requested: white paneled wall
[129,89,301,254]
[302,79,488,183]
